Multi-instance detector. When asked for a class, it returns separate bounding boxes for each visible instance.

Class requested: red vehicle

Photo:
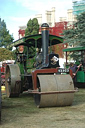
[0,61,15,86]
[0,63,6,86]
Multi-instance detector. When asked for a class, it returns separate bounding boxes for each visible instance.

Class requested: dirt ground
[1,88,85,128]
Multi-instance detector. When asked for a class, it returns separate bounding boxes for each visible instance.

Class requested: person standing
[69,62,82,83]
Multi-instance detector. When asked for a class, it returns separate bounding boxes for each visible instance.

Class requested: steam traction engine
[5,23,75,107]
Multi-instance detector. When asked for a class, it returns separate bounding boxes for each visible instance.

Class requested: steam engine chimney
[41,23,49,65]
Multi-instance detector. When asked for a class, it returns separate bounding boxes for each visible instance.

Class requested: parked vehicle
[5,23,75,108]
[63,46,85,88]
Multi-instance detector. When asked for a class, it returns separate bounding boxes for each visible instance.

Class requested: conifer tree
[0,18,14,48]
[62,12,85,47]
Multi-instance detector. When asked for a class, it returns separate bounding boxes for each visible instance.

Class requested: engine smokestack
[41,23,49,64]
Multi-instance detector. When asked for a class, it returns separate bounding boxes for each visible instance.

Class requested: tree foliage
[25,18,39,36]
[62,12,85,47]
[0,18,14,48]
[0,48,14,61]
[75,12,85,47]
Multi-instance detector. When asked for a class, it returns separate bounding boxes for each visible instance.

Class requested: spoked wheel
[5,64,21,97]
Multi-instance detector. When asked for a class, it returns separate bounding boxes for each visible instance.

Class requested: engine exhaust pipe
[41,23,49,64]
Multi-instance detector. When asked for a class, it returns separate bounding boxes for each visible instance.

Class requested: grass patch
[1,89,85,128]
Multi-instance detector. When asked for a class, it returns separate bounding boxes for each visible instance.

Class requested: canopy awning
[63,46,85,52]
[7,34,63,49]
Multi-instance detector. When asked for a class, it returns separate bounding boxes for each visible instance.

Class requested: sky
[0,0,73,41]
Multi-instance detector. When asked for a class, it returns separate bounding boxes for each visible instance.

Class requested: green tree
[62,28,76,47]
[0,18,14,48]
[25,18,39,36]
[62,12,85,47]
[0,48,14,61]
[62,12,85,62]
[75,12,85,47]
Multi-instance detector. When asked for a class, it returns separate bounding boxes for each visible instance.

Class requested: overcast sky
[0,0,73,40]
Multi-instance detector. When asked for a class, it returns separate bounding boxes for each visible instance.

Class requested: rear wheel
[5,64,21,97]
